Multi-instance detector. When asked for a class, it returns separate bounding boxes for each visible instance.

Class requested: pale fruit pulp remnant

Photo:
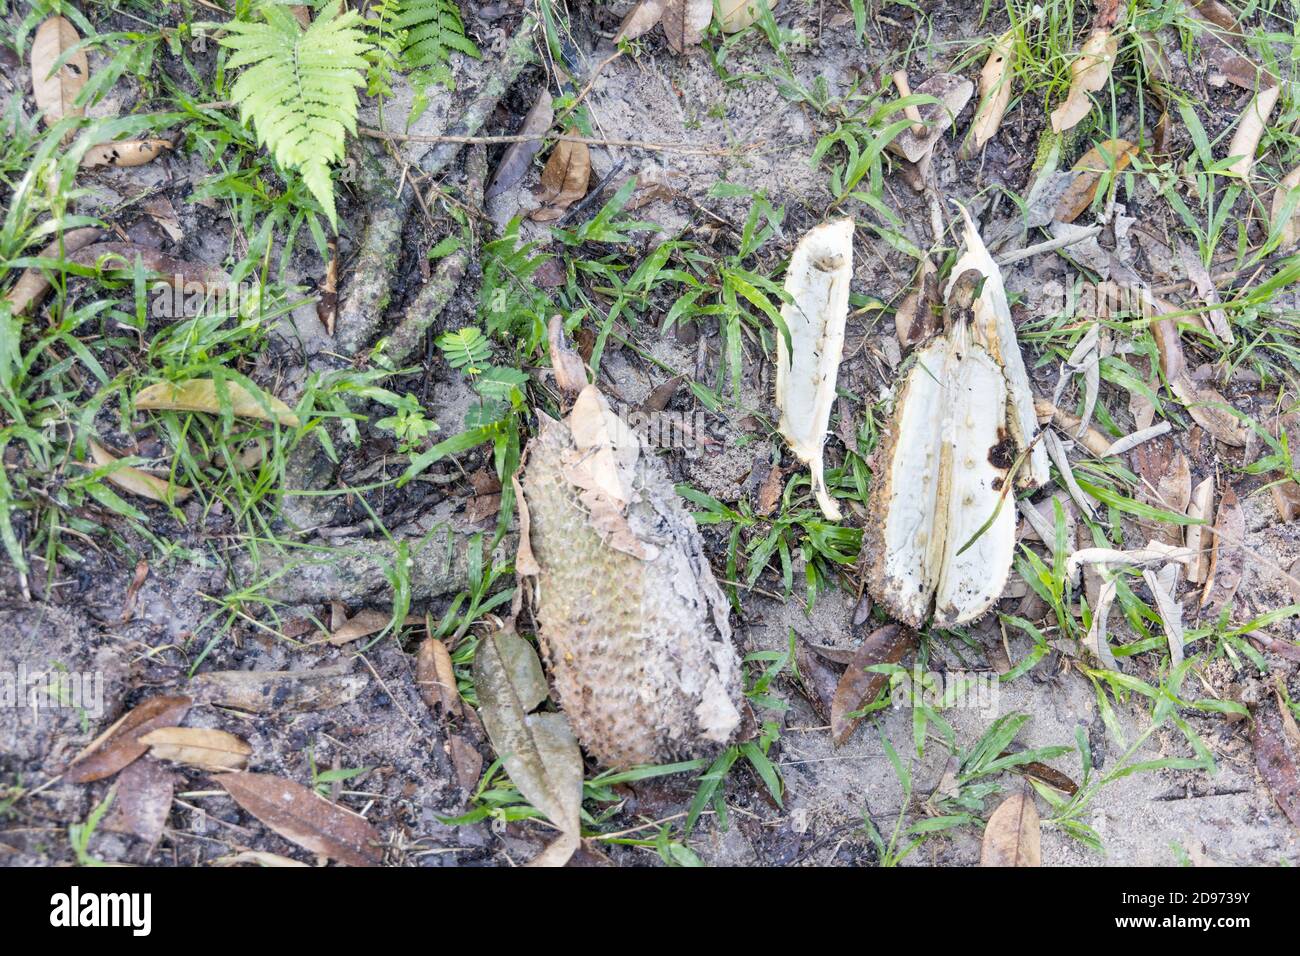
[776,218,854,520]
[519,386,743,767]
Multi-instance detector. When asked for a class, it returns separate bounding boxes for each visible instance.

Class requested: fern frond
[437,327,491,373]
[219,0,371,229]
[389,0,479,88]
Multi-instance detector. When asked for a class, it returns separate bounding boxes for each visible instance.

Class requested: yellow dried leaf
[135,379,300,427]
[962,29,1015,158]
[719,0,779,33]
[1225,83,1280,179]
[89,439,191,504]
[31,16,87,130]
[81,139,172,169]
[1054,139,1137,223]
[1050,27,1117,134]
[139,727,252,772]
[1271,164,1300,250]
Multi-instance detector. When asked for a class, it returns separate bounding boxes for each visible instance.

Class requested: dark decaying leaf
[661,0,712,53]
[980,791,1042,866]
[416,636,462,716]
[216,771,382,866]
[102,758,175,845]
[530,130,590,222]
[473,627,582,865]
[449,734,484,792]
[191,664,366,713]
[894,256,941,350]
[1008,756,1079,796]
[486,89,554,200]
[64,695,192,784]
[1201,485,1245,613]
[792,640,840,722]
[830,625,918,746]
[1253,694,1300,828]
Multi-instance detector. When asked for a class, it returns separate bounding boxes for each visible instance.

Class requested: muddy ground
[2,0,1299,867]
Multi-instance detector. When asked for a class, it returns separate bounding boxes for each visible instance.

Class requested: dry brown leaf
[793,640,841,721]
[416,637,462,716]
[1178,241,1232,343]
[1270,165,1300,251]
[191,664,366,713]
[1050,27,1117,134]
[755,455,785,517]
[1150,315,1248,446]
[661,0,712,53]
[830,625,918,746]
[102,759,175,846]
[1191,0,1237,30]
[328,608,392,646]
[1253,694,1300,828]
[212,850,309,867]
[1033,397,1111,457]
[980,791,1041,866]
[69,242,230,291]
[1132,437,1191,546]
[616,0,666,41]
[1143,565,1185,666]
[894,256,941,350]
[719,0,778,32]
[962,29,1015,159]
[530,129,589,221]
[885,73,975,164]
[216,771,382,866]
[1201,484,1244,613]
[31,16,87,131]
[1185,475,1216,584]
[1225,83,1280,179]
[136,379,300,427]
[4,227,104,315]
[64,696,192,784]
[317,239,338,335]
[1054,139,1137,223]
[81,139,172,169]
[140,727,252,772]
[88,439,191,504]
[486,89,554,200]
[547,314,588,394]
[449,734,484,792]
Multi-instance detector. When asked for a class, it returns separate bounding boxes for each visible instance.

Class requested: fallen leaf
[1185,475,1216,584]
[1253,694,1300,828]
[1178,241,1232,343]
[416,637,462,716]
[1009,757,1079,796]
[1225,83,1280,179]
[449,734,483,792]
[211,850,310,867]
[121,559,149,623]
[140,727,252,772]
[661,0,712,53]
[980,791,1041,866]
[102,759,175,846]
[486,89,554,200]
[317,239,338,335]
[642,375,682,413]
[4,227,104,315]
[616,0,666,41]
[1143,565,1185,666]
[69,242,230,291]
[893,256,941,350]
[530,129,589,221]
[216,771,382,866]
[1201,485,1244,613]
[191,664,366,713]
[136,379,300,427]
[1150,314,1247,446]
[962,29,1015,159]
[31,16,88,131]
[1270,164,1300,251]
[328,608,392,646]
[547,314,588,394]
[64,696,192,784]
[1131,437,1191,547]
[719,0,778,32]
[473,627,582,865]
[755,454,785,517]
[81,139,172,168]
[830,625,918,746]
[793,639,840,721]
[1054,139,1137,223]
[142,197,184,243]
[885,73,975,164]
[88,439,191,504]
[1050,27,1118,134]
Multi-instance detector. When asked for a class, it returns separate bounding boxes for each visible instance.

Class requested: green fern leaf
[390,0,480,87]
[437,327,491,373]
[219,0,371,230]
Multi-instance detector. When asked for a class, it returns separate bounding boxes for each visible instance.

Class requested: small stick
[995,224,1103,266]
[893,71,926,136]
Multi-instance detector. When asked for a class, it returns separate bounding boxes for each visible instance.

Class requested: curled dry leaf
[139,727,252,772]
[1054,139,1137,223]
[1270,165,1300,251]
[81,139,172,169]
[1225,83,1280,179]
[473,627,582,866]
[980,791,1041,866]
[1143,565,1185,667]
[416,637,462,716]
[1178,242,1232,343]
[486,89,554,200]
[1253,693,1300,828]
[102,758,175,846]
[776,219,853,520]
[1201,485,1244,613]
[1185,475,1216,584]
[31,16,88,131]
[962,29,1015,159]
[191,663,367,713]
[866,269,1019,628]
[448,734,483,792]
[616,0,666,41]
[64,696,192,784]
[4,227,104,315]
[1050,27,1118,134]
[136,379,300,427]
[530,129,590,221]
[519,385,742,765]
[719,0,779,32]
[830,625,918,746]
[547,314,588,395]
[88,439,191,504]
[661,0,713,53]
[216,771,382,867]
